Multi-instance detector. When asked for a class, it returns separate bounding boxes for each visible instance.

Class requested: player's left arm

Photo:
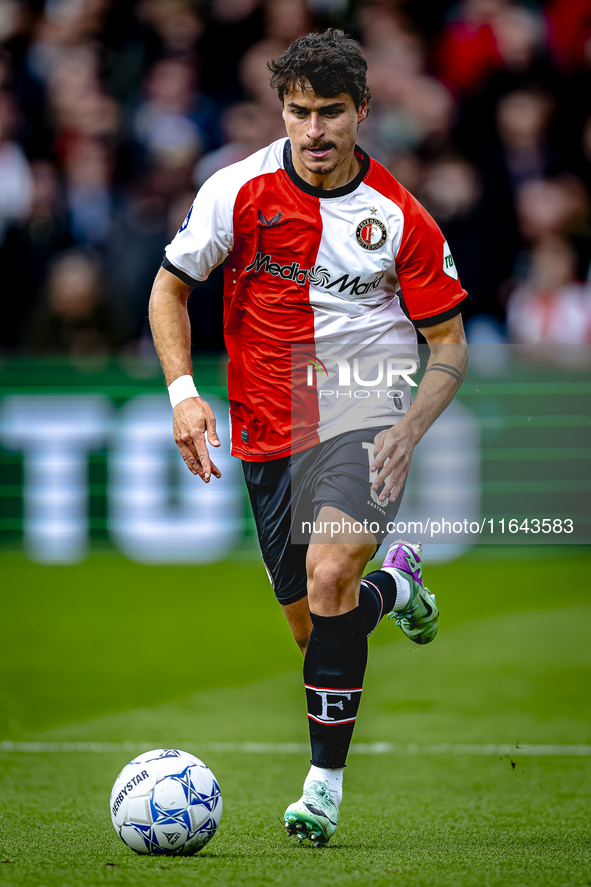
[370,312,468,503]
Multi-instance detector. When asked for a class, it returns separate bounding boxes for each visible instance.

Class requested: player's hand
[173,397,222,481]
[370,424,415,503]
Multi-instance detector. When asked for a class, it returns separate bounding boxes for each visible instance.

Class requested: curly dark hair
[267,29,371,111]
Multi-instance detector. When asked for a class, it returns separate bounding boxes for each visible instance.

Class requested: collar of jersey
[283,140,370,199]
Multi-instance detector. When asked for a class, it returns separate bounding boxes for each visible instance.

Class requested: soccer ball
[110,748,222,855]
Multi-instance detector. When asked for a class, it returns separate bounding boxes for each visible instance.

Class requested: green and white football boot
[383,540,439,645]
[284,780,339,846]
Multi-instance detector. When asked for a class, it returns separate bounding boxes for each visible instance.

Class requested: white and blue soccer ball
[110,748,222,855]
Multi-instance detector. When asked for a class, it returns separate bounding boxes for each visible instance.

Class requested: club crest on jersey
[356,217,387,251]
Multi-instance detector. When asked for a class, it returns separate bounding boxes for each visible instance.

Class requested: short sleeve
[163,171,235,287]
[395,193,468,326]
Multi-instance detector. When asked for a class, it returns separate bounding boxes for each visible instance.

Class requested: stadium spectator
[103,181,171,344]
[198,0,266,103]
[495,89,555,191]
[265,0,310,44]
[136,0,203,59]
[419,156,495,319]
[516,177,575,243]
[62,137,114,245]
[492,4,545,74]
[133,58,217,163]
[0,0,589,354]
[239,37,287,114]
[0,159,72,351]
[506,236,591,346]
[545,0,591,73]
[0,90,33,242]
[514,176,591,276]
[434,0,504,97]
[27,250,119,356]
[193,100,273,186]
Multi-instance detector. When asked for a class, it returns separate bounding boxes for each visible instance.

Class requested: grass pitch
[0,547,590,886]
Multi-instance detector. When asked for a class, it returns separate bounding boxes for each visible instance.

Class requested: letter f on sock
[306,687,359,724]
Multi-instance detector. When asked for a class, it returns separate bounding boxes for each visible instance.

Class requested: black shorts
[242,427,405,605]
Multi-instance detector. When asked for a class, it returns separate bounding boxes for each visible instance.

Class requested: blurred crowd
[0,0,590,360]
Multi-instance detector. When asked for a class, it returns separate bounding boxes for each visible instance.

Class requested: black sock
[304,606,368,769]
[359,571,397,635]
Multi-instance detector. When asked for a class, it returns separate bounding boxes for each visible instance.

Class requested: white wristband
[168,375,199,409]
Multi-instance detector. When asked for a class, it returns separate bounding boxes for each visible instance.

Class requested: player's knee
[307,556,356,611]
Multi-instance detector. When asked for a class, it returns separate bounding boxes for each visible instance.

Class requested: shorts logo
[356,217,387,251]
[362,441,386,510]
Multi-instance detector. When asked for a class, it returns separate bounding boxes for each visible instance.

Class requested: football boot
[383,540,439,645]
[284,780,339,846]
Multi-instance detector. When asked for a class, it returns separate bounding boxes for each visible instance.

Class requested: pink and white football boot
[381,541,439,645]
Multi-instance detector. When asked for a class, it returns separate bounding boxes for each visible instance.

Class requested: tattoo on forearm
[424,362,464,387]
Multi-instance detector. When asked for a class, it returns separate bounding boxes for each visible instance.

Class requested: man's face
[282,84,367,182]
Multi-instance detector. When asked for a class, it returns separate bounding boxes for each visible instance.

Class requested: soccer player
[149,29,468,845]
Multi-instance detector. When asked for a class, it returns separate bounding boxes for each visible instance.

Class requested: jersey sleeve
[395,193,468,326]
[163,170,235,287]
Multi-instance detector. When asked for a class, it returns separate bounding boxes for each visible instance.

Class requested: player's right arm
[149,266,221,482]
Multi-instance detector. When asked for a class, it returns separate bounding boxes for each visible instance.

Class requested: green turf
[0,548,590,886]
[1,752,589,887]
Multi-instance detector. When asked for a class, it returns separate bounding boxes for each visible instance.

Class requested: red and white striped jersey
[163,138,468,461]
